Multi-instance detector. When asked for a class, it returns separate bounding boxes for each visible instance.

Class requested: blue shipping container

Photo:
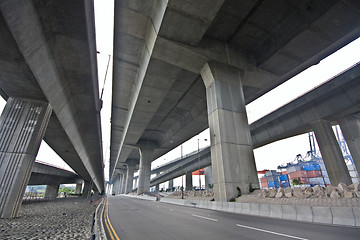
[279,175,288,181]
[281,182,290,188]
[266,176,279,182]
[267,181,280,188]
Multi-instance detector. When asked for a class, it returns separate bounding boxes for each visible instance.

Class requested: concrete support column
[204,166,213,189]
[125,160,137,194]
[113,174,121,194]
[44,184,60,200]
[200,62,259,201]
[186,172,193,191]
[168,179,174,190]
[75,183,82,195]
[137,146,154,194]
[82,181,92,198]
[155,173,160,192]
[338,114,360,175]
[312,120,352,185]
[120,173,126,194]
[0,98,52,218]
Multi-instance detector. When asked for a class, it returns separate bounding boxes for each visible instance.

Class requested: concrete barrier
[259,204,270,217]
[353,207,360,227]
[282,205,296,220]
[241,203,250,215]
[249,203,260,216]
[295,205,313,222]
[313,206,332,224]
[143,196,359,227]
[331,207,355,226]
[234,202,243,214]
[125,194,157,201]
[269,204,282,218]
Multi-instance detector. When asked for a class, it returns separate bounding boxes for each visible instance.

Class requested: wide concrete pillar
[75,183,82,195]
[339,114,360,175]
[0,98,52,218]
[312,120,352,185]
[204,166,213,190]
[125,160,137,194]
[113,174,120,194]
[137,145,154,194]
[44,184,60,200]
[168,179,174,189]
[200,62,259,201]
[82,181,92,198]
[186,172,193,191]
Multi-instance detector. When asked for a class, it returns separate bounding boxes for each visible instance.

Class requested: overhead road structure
[110,0,360,201]
[0,0,104,217]
[140,63,360,192]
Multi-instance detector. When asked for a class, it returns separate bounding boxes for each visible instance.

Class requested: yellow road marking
[103,198,120,240]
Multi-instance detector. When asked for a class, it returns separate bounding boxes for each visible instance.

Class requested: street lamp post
[181,144,184,199]
[198,138,207,190]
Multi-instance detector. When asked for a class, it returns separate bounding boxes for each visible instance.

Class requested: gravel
[0,198,99,239]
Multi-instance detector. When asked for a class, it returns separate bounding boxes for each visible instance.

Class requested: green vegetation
[292,178,303,186]
[208,184,214,189]
[229,198,236,202]
[249,183,255,193]
[237,186,242,197]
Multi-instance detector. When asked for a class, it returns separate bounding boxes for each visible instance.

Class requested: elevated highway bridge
[110,0,360,201]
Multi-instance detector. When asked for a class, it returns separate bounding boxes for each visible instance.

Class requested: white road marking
[236,224,308,240]
[169,209,174,211]
[191,214,218,222]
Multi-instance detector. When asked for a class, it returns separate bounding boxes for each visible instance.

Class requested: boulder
[354,183,360,191]
[330,191,340,199]
[316,190,326,198]
[312,185,322,193]
[304,191,312,198]
[337,182,349,192]
[285,192,293,198]
[344,191,354,198]
[277,187,285,193]
[294,191,304,198]
[275,192,284,198]
[284,187,292,193]
[354,190,360,198]
[261,189,269,197]
[326,185,337,195]
[268,189,277,198]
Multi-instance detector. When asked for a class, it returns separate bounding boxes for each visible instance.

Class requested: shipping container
[266,176,279,182]
[267,181,279,188]
[347,164,355,171]
[281,181,290,188]
[265,170,280,176]
[350,171,358,178]
[279,174,288,181]
[288,170,307,179]
[306,170,322,178]
[308,177,325,185]
[352,178,359,184]
[287,166,302,173]
[261,182,268,188]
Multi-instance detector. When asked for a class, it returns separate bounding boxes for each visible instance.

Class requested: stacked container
[265,170,280,189]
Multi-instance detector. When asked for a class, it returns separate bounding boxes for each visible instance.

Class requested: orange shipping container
[306,170,322,178]
[260,177,267,183]
[288,170,307,179]
[261,182,268,188]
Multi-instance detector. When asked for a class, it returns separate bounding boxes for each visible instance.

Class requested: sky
[1,1,359,186]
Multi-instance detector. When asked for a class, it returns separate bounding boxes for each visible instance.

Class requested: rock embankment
[0,198,98,239]
[258,182,360,199]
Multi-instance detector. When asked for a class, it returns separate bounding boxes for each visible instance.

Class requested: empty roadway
[107,196,360,240]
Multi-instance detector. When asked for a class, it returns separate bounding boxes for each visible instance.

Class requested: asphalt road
[107,196,360,240]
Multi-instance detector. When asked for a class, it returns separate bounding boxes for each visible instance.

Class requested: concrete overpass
[28,161,86,200]
[0,0,104,218]
[115,61,360,194]
[110,0,360,201]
